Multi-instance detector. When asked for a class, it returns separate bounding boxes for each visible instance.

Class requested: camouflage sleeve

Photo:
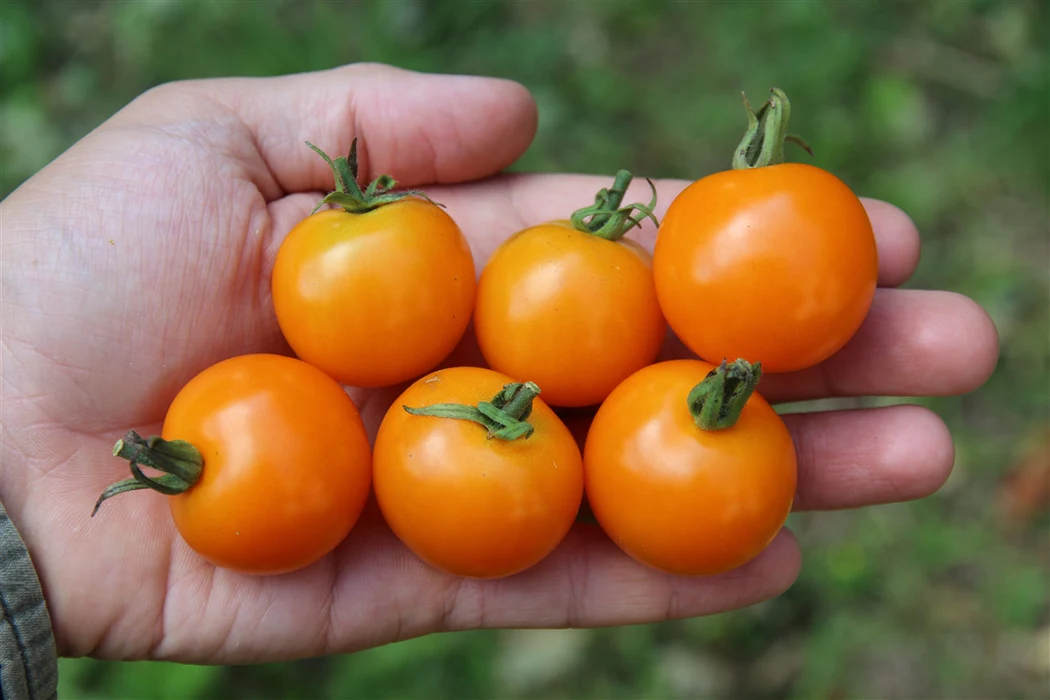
[0,500,58,700]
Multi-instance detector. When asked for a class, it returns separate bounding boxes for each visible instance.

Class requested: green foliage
[6,0,1048,697]
[57,658,220,699]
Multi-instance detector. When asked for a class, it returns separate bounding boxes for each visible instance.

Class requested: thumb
[201,63,538,194]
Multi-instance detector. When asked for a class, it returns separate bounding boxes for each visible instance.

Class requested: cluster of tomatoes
[94,88,878,579]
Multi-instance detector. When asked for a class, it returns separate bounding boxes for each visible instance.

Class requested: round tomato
[272,140,475,388]
[373,366,583,578]
[94,353,372,575]
[584,359,797,576]
[474,171,665,408]
[653,89,877,373]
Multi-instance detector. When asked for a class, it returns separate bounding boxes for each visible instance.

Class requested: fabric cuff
[0,501,58,700]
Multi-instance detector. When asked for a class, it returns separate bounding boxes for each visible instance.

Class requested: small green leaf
[306,141,347,193]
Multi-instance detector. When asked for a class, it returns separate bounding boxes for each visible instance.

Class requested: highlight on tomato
[653,88,878,374]
[93,353,373,575]
[473,171,666,408]
[272,139,476,388]
[583,358,797,576]
[373,366,584,578]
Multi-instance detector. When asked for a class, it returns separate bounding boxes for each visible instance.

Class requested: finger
[207,63,538,195]
[557,403,954,513]
[758,289,1000,403]
[785,404,955,511]
[862,199,921,287]
[439,525,800,632]
[410,410,952,631]
[160,514,799,664]
[491,173,921,287]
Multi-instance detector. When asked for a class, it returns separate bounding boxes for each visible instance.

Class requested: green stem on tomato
[404,382,542,441]
[686,359,763,431]
[307,138,444,215]
[569,169,660,241]
[731,87,814,170]
[91,430,204,516]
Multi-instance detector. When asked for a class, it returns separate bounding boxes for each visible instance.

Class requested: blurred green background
[3,0,1048,698]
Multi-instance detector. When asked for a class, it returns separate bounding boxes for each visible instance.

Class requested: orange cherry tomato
[475,172,666,407]
[97,354,372,575]
[272,141,475,388]
[584,359,797,576]
[654,90,877,373]
[373,366,583,578]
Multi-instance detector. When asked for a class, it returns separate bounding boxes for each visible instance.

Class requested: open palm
[0,64,998,664]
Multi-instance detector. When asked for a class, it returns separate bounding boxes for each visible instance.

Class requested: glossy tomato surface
[475,221,665,407]
[163,354,372,574]
[272,200,476,388]
[584,359,797,576]
[373,366,583,578]
[654,163,877,373]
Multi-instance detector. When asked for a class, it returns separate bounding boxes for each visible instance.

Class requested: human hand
[0,64,998,663]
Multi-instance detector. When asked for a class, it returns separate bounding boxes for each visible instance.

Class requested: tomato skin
[583,359,797,576]
[654,163,878,373]
[474,221,665,408]
[163,354,372,574]
[272,200,476,388]
[373,366,584,578]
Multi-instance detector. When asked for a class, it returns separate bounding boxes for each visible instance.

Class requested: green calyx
[404,382,542,441]
[687,359,763,431]
[731,87,814,170]
[91,430,204,516]
[569,169,660,241]
[307,138,443,215]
